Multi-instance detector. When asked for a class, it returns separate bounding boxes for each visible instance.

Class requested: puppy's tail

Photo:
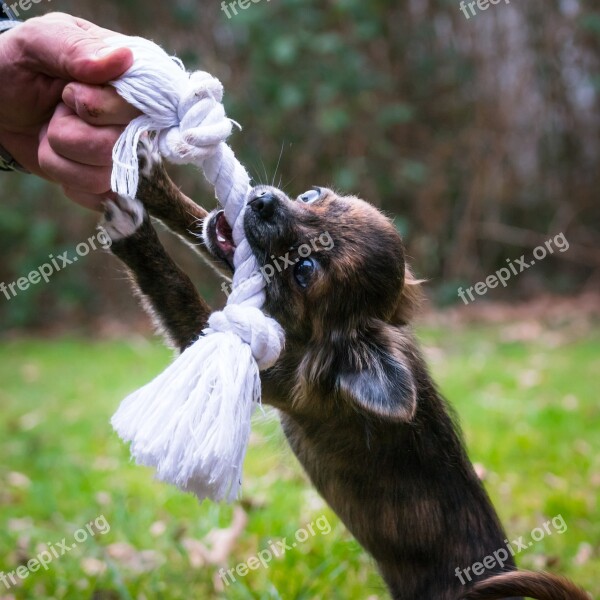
[460,570,589,600]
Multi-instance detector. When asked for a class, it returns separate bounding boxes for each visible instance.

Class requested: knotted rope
[106,36,284,502]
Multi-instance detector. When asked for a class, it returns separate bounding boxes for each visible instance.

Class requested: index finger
[63,83,141,126]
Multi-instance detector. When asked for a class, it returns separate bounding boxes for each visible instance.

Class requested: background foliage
[0,0,598,330]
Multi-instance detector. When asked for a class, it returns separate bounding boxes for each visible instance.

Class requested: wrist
[0,129,32,174]
[0,142,27,172]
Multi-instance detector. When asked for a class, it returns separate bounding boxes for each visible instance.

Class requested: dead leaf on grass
[7,473,31,490]
[574,542,593,566]
[106,542,164,573]
[182,505,248,569]
[81,557,108,577]
[7,518,33,533]
[150,521,167,537]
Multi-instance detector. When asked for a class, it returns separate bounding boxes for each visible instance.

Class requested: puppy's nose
[249,191,277,220]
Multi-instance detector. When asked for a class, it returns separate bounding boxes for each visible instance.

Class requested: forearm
[0,17,29,172]
[0,18,48,175]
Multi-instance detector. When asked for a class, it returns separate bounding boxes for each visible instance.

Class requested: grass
[0,323,598,599]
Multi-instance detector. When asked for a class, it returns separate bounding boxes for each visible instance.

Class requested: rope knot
[107,37,237,194]
[208,305,285,370]
[157,71,233,166]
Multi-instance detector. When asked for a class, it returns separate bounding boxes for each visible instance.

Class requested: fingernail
[62,85,75,108]
[95,46,115,58]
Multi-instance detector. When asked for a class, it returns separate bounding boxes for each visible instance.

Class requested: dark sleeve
[0,15,27,173]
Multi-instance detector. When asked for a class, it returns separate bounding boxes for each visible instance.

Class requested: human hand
[0,12,140,209]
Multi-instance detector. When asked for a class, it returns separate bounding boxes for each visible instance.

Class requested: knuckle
[41,12,72,21]
[37,146,56,175]
[46,119,65,149]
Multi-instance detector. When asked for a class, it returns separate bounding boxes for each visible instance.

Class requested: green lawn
[0,324,598,599]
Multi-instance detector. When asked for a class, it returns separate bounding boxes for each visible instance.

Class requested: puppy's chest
[279,413,395,495]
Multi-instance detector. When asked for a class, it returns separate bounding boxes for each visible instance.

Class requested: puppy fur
[103,156,588,600]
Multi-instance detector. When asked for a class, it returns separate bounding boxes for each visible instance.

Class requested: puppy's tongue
[216,211,236,254]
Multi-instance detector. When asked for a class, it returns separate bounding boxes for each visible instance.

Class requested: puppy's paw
[102,196,145,241]
[138,134,162,180]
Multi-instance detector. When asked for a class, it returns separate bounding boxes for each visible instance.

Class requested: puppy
[102,153,588,600]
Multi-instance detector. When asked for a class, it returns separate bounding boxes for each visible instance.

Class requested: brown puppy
[102,153,588,600]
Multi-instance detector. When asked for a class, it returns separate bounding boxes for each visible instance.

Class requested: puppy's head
[204,185,421,421]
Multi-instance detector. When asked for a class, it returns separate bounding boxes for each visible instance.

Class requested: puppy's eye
[294,258,317,288]
[298,187,322,204]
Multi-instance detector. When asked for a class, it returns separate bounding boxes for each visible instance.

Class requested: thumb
[24,16,134,84]
[68,44,134,85]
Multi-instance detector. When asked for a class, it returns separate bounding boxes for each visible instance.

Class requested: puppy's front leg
[133,142,234,280]
[135,141,236,273]
[103,196,210,352]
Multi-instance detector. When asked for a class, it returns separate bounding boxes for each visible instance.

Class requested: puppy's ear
[335,323,417,422]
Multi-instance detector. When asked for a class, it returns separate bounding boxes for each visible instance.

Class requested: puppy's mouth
[204,210,236,272]
[215,211,235,255]
[204,186,295,273]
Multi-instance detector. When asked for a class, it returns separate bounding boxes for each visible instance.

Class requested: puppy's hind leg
[103,195,210,352]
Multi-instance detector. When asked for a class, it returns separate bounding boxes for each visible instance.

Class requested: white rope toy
[106,36,285,502]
